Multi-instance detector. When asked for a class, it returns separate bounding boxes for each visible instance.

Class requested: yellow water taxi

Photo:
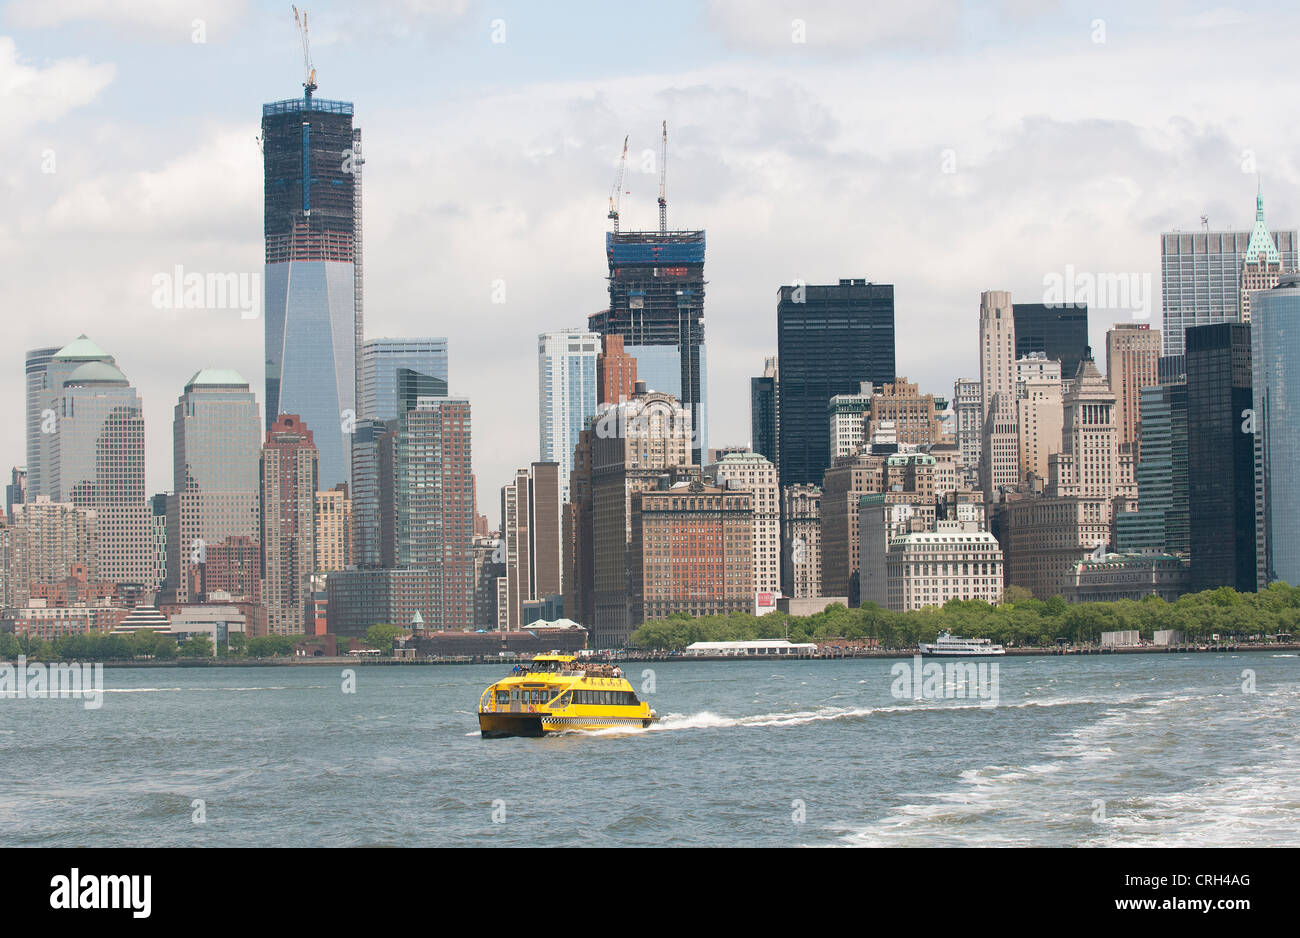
[477,653,658,738]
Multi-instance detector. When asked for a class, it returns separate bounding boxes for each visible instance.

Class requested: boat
[918,632,1006,657]
[477,653,658,738]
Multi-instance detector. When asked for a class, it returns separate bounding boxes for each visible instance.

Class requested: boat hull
[478,711,655,738]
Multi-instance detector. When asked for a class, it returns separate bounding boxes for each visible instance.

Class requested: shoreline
[3,642,1294,668]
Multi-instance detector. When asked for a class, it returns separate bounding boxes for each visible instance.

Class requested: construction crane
[292,5,317,98]
[657,121,668,233]
[608,135,629,234]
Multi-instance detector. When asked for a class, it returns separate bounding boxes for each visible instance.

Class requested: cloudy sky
[3,0,1297,510]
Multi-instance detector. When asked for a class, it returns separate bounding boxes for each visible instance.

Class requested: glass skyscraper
[776,280,896,488]
[1186,322,1256,592]
[1251,275,1300,587]
[1012,302,1089,380]
[1160,206,1297,358]
[262,88,361,491]
[537,330,599,503]
[359,338,449,422]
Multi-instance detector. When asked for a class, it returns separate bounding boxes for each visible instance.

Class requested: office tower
[314,485,352,573]
[589,387,694,646]
[981,392,1020,496]
[750,356,778,464]
[359,338,449,421]
[471,535,505,628]
[828,383,874,460]
[349,418,386,568]
[630,479,755,623]
[1240,188,1286,324]
[260,415,318,635]
[1186,323,1256,592]
[980,291,1017,420]
[710,451,780,595]
[777,279,896,487]
[589,228,707,463]
[821,451,936,602]
[26,338,114,507]
[1002,357,1136,598]
[1017,378,1064,482]
[1251,276,1300,587]
[537,331,599,503]
[6,468,26,520]
[149,492,168,592]
[397,396,474,629]
[166,371,262,606]
[8,498,97,606]
[781,484,822,598]
[1049,358,1135,506]
[953,378,982,484]
[262,85,361,490]
[1115,381,1189,557]
[1013,302,1089,380]
[24,346,59,500]
[1106,323,1162,455]
[596,333,638,405]
[47,354,152,588]
[499,462,563,629]
[866,378,946,447]
[563,426,595,629]
[1161,198,1297,357]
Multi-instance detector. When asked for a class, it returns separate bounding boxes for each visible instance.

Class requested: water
[2,654,1297,846]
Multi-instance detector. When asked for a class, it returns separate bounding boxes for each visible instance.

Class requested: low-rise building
[885,521,1004,612]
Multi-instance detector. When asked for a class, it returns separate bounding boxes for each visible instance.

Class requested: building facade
[776,280,896,488]
[537,331,599,503]
[260,415,318,635]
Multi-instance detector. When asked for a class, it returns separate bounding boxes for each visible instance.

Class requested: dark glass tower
[750,359,778,465]
[776,280,896,487]
[262,85,361,490]
[1186,322,1256,592]
[589,229,706,464]
[1013,303,1088,379]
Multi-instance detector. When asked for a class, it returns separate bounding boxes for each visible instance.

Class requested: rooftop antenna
[1200,214,1209,232]
[658,120,668,233]
[608,135,628,235]
[292,5,317,99]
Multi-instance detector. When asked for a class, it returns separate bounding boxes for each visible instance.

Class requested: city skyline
[6,2,1300,499]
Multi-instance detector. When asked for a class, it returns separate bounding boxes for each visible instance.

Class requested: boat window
[494,690,509,705]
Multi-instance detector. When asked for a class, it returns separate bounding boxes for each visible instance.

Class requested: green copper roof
[65,361,128,386]
[53,334,112,362]
[186,368,250,390]
[1242,184,1280,266]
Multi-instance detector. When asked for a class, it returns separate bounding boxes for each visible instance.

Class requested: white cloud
[6,0,246,39]
[705,0,962,50]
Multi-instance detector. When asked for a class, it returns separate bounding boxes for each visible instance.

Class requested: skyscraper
[589,229,707,464]
[1012,303,1089,380]
[537,331,599,503]
[166,370,263,606]
[1106,323,1162,456]
[261,415,318,635]
[397,396,474,629]
[1186,322,1256,592]
[1250,275,1300,587]
[710,450,780,596]
[1161,197,1297,357]
[1115,381,1189,558]
[26,337,115,502]
[262,84,361,491]
[776,280,896,488]
[979,291,1019,496]
[499,462,562,629]
[750,356,778,465]
[359,338,449,422]
[47,354,152,588]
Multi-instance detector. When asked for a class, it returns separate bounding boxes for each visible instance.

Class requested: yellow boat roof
[531,653,576,662]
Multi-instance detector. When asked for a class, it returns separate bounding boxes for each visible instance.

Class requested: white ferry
[919,632,1006,657]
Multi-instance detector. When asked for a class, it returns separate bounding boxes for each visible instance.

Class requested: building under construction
[589,229,707,464]
[588,125,708,464]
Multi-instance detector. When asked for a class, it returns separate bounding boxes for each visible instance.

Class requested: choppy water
[2,654,1297,846]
